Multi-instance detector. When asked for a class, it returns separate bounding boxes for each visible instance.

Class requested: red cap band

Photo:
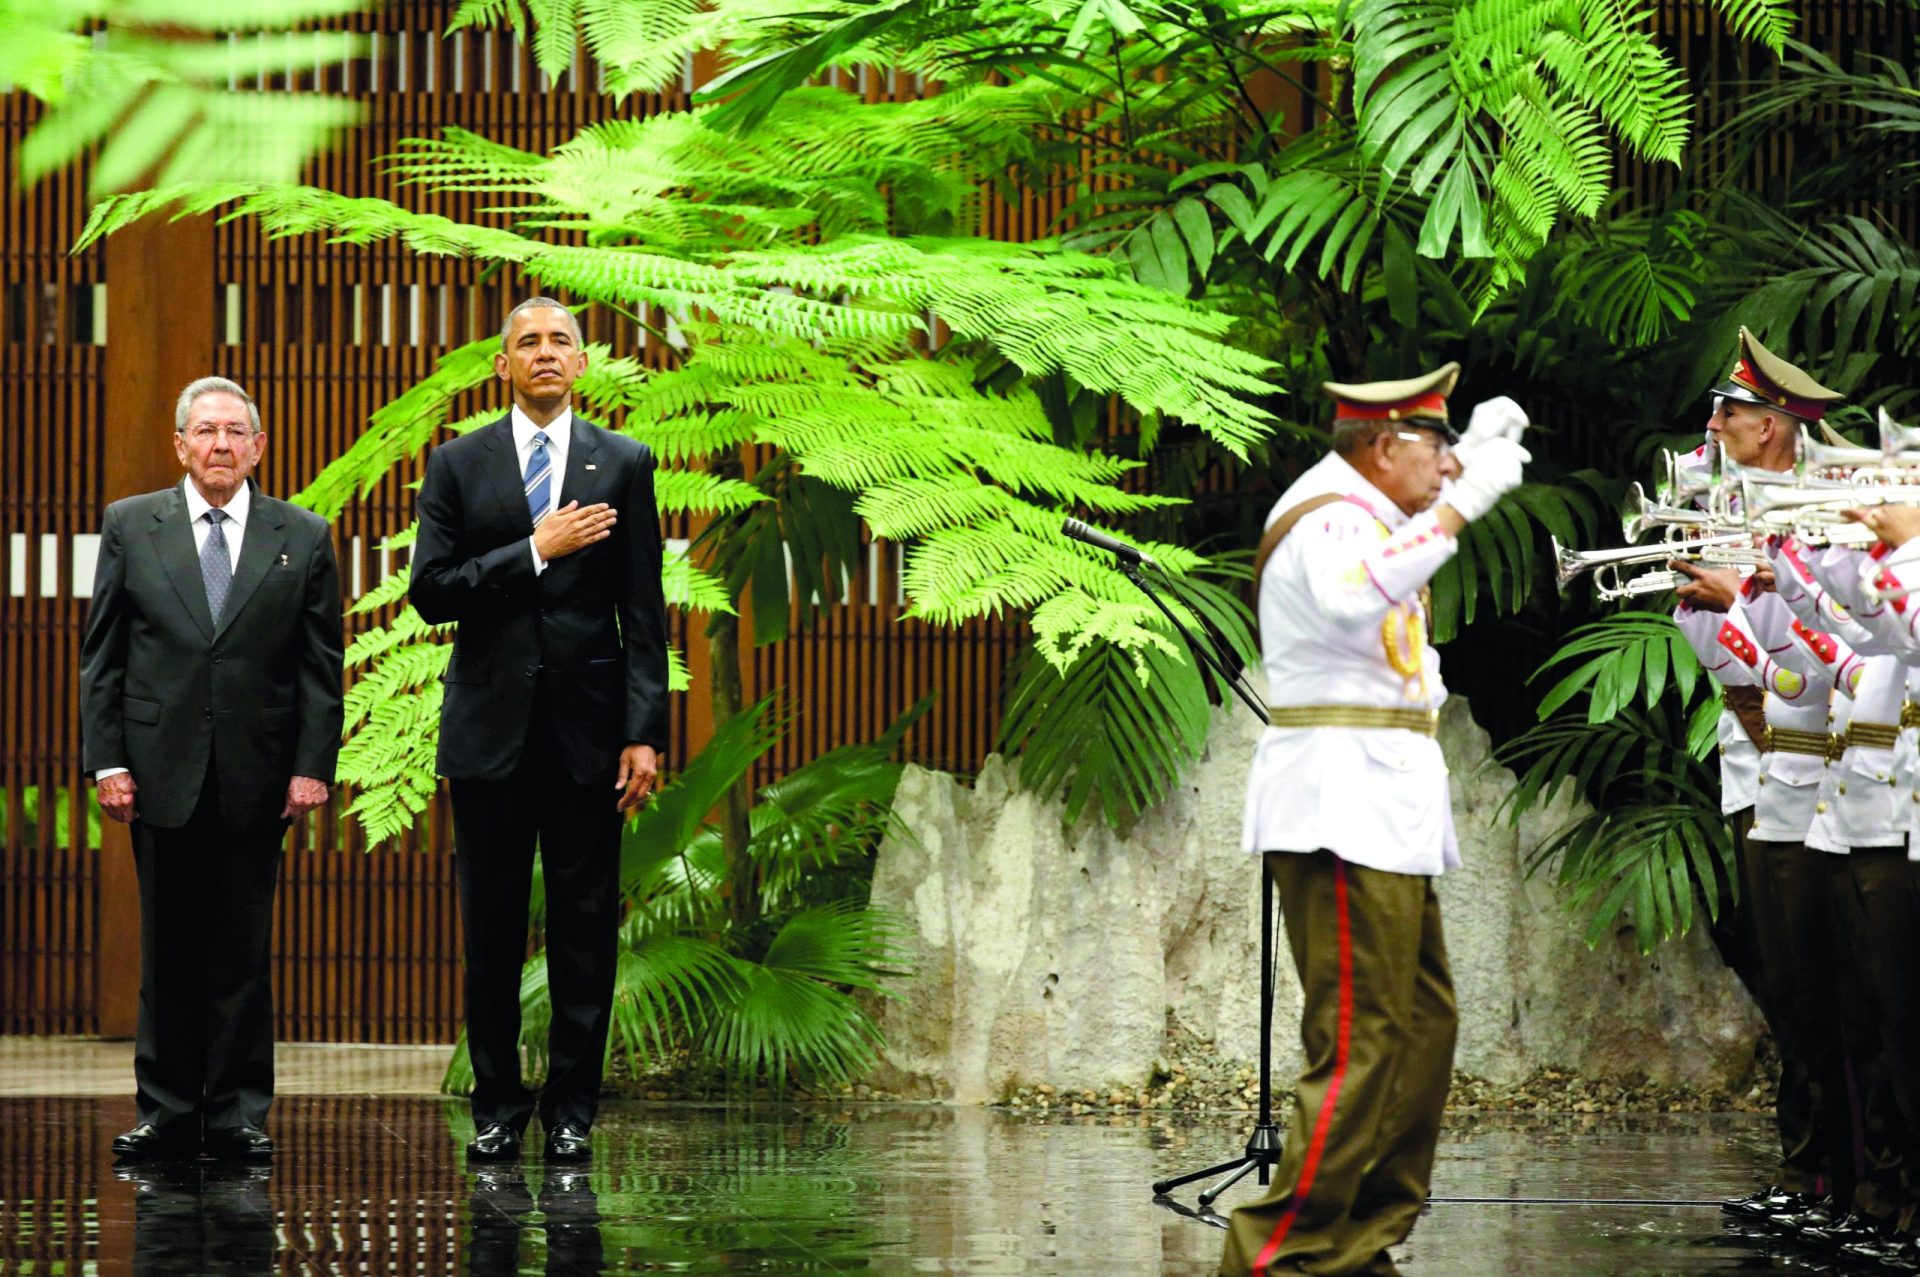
[1332,390,1449,421]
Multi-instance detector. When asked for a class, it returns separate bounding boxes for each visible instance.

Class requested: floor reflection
[121,1161,276,1276]
[0,1094,1803,1273]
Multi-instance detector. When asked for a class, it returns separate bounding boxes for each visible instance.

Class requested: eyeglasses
[181,425,257,444]
[1394,430,1455,460]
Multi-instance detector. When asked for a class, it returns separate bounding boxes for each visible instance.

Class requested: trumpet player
[1799,519,1920,1266]
[1666,329,1857,1231]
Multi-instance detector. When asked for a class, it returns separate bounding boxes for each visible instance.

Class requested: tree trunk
[706,446,758,932]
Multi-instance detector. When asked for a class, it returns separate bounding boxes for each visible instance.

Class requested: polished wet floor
[0,1089,1874,1274]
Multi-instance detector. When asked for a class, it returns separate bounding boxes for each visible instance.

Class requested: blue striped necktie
[524,431,552,525]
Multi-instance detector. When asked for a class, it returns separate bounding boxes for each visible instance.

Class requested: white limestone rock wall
[864,697,1761,1103]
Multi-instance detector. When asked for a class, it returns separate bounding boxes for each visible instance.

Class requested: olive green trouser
[1220,851,1457,1277]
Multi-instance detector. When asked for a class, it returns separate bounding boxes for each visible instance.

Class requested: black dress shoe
[1796,1209,1885,1248]
[467,1123,522,1162]
[112,1123,196,1160]
[204,1126,275,1161]
[543,1123,591,1162]
[1724,1185,1819,1219]
[1772,1196,1841,1234]
[1842,1234,1920,1271]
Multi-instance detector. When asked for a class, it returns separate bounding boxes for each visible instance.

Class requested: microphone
[1062,518,1158,569]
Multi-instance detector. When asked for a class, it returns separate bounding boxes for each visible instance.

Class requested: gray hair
[501,296,583,350]
[1330,419,1391,455]
[174,376,261,434]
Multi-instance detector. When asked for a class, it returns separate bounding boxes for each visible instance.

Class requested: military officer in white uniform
[1221,364,1529,1277]
[1666,331,1867,1229]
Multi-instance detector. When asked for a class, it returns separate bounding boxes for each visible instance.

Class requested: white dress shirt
[183,475,250,572]
[97,479,252,782]
[1243,452,1460,875]
[511,404,573,575]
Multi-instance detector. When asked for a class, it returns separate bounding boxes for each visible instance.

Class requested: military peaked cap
[1324,362,1462,440]
[1714,327,1843,422]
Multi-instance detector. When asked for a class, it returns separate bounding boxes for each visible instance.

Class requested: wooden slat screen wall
[2,0,1899,1042]
[1,88,105,1037]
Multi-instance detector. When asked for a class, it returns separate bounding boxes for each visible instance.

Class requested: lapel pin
[585,463,597,471]
[280,553,289,567]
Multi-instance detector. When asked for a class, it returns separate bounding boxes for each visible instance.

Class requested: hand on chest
[497,442,618,538]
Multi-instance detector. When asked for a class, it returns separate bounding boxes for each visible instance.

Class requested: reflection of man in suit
[119,1160,276,1275]
[465,1168,605,1275]
[412,298,669,1164]
[80,377,344,1161]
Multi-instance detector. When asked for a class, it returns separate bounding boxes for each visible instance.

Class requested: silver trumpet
[1743,477,1920,527]
[1553,532,1760,594]
[1799,416,1920,479]
[1597,563,1756,601]
[1881,406,1920,457]
[1658,447,1718,512]
[1621,482,1713,542]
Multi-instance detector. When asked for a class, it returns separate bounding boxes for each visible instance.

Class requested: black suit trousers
[450,687,621,1133]
[130,765,284,1135]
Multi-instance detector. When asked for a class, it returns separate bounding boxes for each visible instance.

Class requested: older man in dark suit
[80,376,344,1161]
[411,297,669,1164]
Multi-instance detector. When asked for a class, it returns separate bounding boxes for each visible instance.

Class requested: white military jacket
[1668,445,1775,815]
[1243,452,1460,875]
[1805,654,1905,854]
[1675,591,1833,842]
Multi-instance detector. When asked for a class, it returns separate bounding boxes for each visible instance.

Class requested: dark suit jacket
[79,480,346,830]
[409,414,670,785]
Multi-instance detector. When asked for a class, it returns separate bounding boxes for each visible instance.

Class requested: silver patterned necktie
[202,508,233,624]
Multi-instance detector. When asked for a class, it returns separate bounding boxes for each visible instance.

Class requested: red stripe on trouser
[1253,859,1354,1277]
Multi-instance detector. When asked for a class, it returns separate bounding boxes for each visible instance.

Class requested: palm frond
[702,902,908,1087]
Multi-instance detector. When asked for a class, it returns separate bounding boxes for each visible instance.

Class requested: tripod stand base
[1151,1121,1282,1204]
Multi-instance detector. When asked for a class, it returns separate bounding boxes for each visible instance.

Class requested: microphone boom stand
[1105,560,1282,1208]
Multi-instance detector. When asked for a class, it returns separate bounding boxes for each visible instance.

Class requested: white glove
[1445,436,1531,523]
[1455,395,1529,465]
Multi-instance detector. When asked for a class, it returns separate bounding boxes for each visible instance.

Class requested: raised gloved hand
[1455,395,1529,465]
[1444,436,1531,524]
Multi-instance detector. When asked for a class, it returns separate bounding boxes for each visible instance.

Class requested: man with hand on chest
[81,376,345,1162]
[410,297,670,1164]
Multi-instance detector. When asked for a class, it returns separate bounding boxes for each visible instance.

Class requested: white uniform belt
[1267,705,1440,736]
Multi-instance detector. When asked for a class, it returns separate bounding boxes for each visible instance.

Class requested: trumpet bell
[1880,406,1920,457]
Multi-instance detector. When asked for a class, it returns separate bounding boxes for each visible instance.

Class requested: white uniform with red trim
[1676,589,1835,841]
[1846,543,1920,853]
[1245,452,1459,874]
[1670,442,1766,814]
[1806,654,1905,854]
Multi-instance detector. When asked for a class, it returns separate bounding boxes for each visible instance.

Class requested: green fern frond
[654,468,767,516]
[1713,0,1794,53]
[18,19,368,194]
[662,546,735,615]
